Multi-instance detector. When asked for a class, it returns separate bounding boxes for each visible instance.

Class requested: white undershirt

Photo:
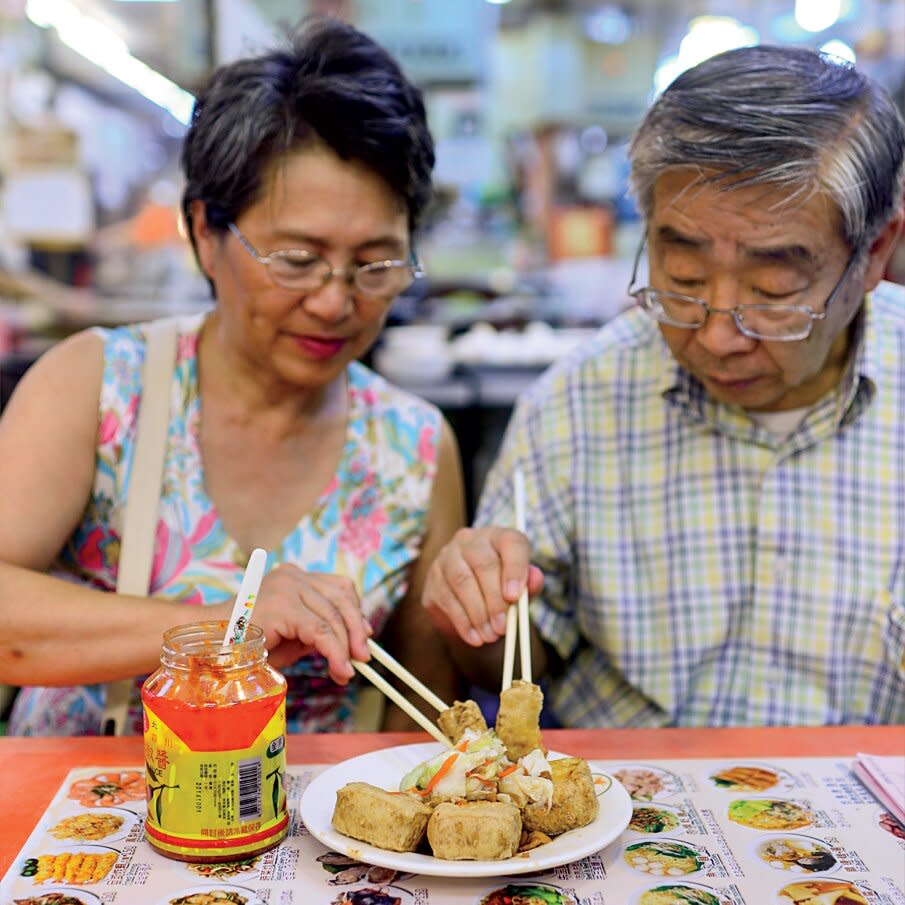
[747,406,812,441]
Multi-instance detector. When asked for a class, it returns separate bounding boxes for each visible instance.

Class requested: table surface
[2,724,902,875]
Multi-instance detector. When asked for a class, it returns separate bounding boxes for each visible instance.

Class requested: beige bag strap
[101,319,179,735]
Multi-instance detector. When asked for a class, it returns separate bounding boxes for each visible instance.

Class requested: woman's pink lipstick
[295,335,346,359]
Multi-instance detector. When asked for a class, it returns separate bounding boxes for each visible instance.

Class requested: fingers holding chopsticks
[252,563,373,683]
[422,525,544,648]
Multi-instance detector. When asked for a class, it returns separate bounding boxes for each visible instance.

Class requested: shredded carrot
[456,738,470,752]
[498,764,520,779]
[425,753,459,793]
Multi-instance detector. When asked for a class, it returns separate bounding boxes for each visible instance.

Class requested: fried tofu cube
[523,757,599,835]
[332,782,431,852]
[427,800,522,860]
[437,699,488,744]
[495,679,546,760]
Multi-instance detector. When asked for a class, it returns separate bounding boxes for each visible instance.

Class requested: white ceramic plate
[299,743,632,879]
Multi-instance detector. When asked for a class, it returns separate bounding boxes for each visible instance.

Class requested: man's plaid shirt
[476,282,905,727]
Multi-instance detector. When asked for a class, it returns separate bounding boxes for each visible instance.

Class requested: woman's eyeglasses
[228,223,423,299]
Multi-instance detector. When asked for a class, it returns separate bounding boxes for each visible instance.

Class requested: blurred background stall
[1,0,904,514]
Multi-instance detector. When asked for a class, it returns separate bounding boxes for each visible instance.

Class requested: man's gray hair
[629,45,905,254]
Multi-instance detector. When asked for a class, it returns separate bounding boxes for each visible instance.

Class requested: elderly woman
[0,17,465,734]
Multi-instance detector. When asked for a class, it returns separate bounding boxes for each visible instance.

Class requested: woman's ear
[189,199,218,281]
[863,204,905,291]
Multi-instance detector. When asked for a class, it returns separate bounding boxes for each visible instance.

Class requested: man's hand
[251,564,372,682]
[422,526,544,646]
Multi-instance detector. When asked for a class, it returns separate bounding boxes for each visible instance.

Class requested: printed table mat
[2,755,904,904]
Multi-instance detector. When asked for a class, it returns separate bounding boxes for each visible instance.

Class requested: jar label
[143,694,289,859]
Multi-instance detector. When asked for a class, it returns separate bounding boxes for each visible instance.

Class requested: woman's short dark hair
[629,44,905,254]
[181,16,434,267]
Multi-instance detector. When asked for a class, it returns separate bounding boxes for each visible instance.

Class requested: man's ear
[863,203,905,291]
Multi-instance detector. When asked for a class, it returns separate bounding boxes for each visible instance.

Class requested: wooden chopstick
[502,603,518,692]
[365,639,448,713]
[352,659,451,746]
[502,468,532,692]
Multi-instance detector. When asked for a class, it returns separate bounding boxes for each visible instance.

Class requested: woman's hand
[421,526,544,647]
[251,564,372,683]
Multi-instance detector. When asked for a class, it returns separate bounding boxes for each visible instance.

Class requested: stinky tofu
[437,699,488,743]
[427,800,522,860]
[332,782,431,852]
[495,679,546,759]
[523,757,599,835]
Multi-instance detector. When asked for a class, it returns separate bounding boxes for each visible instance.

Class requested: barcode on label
[237,757,262,821]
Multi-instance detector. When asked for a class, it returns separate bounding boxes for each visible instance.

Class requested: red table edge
[2,724,902,875]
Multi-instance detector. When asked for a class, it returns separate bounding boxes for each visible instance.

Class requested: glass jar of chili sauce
[141,620,288,862]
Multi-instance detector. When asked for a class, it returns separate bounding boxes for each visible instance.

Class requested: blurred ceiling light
[584,5,631,44]
[25,0,194,125]
[820,38,856,64]
[654,16,759,94]
[485,0,513,4]
[795,0,841,32]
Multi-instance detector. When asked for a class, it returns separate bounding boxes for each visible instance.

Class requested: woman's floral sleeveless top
[9,314,440,735]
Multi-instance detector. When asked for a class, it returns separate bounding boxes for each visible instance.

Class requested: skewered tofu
[427,799,522,860]
[523,757,599,835]
[437,699,488,744]
[332,782,432,852]
[495,680,546,759]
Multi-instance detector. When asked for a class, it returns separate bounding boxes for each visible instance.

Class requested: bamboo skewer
[502,468,533,692]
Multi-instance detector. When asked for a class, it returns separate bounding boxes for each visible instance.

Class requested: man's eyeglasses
[627,238,857,342]
[228,223,423,299]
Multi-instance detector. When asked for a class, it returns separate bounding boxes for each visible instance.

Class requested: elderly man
[423,44,905,727]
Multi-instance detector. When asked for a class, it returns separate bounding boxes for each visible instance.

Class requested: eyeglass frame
[626,236,859,342]
[227,222,424,298]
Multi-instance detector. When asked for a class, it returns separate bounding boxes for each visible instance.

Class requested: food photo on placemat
[43,808,138,845]
[16,845,120,887]
[473,882,578,905]
[706,763,795,794]
[8,890,103,905]
[608,765,683,802]
[727,799,815,831]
